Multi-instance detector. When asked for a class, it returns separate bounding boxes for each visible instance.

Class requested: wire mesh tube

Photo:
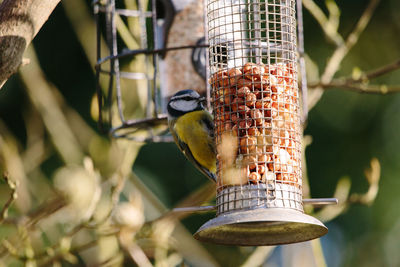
[207,0,302,214]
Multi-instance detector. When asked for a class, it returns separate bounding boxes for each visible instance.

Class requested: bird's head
[167,90,206,118]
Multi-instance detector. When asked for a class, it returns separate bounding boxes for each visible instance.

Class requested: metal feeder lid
[194,208,327,246]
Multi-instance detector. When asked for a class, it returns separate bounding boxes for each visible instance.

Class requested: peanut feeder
[194,0,328,246]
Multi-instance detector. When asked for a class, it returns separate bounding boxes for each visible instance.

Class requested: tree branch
[356,58,400,82]
[308,58,400,94]
[308,0,381,110]
[302,0,343,46]
[0,173,18,224]
[314,158,381,222]
[310,82,400,94]
[0,0,60,88]
[321,0,380,85]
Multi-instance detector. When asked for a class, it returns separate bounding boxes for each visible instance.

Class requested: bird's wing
[169,115,217,183]
[177,136,217,183]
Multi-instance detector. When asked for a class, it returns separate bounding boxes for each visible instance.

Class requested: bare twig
[20,46,84,164]
[349,157,380,206]
[1,239,20,258]
[124,175,220,267]
[240,246,275,267]
[302,0,343,46]
[354,58,400,82]
[119,229,152,267]
[308,0,381,110]
[310,82,400,94]
[301,135,313,200]
[321,0,380,84]
[0,127,32,212]
[38,239,98,267]
[123,242,153,267]
[1,195,66,228]
[315,158,380,222]
[0,196,66,259]
[0,173,18,224]
[311,239,327,267]
[308,58,400,94]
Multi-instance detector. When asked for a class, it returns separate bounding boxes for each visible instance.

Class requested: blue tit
[167,90,217,182]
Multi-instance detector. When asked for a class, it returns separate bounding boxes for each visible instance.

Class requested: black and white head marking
[167,90,205,118]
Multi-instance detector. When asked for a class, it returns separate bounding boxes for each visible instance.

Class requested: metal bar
[151,0,160,116]
[252,0,262,64]
[203,0,211,110]
[136,0,152,119]
[106,0,115,126]
[111,131,173,142]
[171,206,217,213]
[97,5,153,17]
[303,198,338,205]
[297,0,308,124]
[112,0,125,123]
[98,69,150,80]
[95,41,283,67]
[94,2,106,134]
[112,114,168,129]
[95,44,210,66]
[168,198,338,214]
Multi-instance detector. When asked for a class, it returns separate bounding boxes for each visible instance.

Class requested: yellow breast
[174,111,216,173]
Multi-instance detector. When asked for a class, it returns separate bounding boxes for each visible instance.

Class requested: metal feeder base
[194,208,327,246]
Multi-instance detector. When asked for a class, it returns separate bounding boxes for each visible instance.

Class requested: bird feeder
[193,0,329,246]
[93,0,208,141]
[94,0,336,246]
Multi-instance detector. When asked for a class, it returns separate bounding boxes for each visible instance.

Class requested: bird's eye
[182,96,195,101]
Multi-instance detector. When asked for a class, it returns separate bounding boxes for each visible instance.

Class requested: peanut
[211,62,301,187]
[248,172,261,183]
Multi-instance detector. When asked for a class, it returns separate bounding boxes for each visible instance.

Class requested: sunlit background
[1,0,400,266]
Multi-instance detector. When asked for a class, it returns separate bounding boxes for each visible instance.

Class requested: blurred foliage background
[1,0,400,266]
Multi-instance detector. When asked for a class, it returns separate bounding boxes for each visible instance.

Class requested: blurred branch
[352,58,400,82]
[308,0,381,110]
[301,135,313,199]
[349,157,380,206]
[311,239,327,267]
[240,246,275,267]
[20,46,84,164]
[116,14,140,50]
[0,173,17,224]
[302,0,343,46]
[0,126,32,212]
[310,82,400,94]
[125,174,220,267]
[0,196,67,259]
[38,239,98,267]
[21,196,67,228]
[120,241,153,267]
[0,195,66,228]
[62,0,107,67]
[321,0,380,84]
[315,158,381,222]
[309,58,400,94]
[0,0,60,88]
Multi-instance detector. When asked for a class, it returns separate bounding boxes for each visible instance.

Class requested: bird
[167,89,217,182]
